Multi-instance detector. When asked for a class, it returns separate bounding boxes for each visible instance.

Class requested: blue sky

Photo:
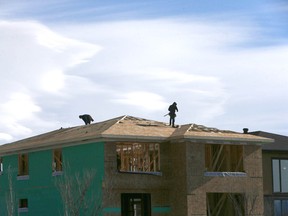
[0,0,288,143]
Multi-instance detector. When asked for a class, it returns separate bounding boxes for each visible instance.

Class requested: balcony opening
[205,144,244,172]
[116,142,160,174]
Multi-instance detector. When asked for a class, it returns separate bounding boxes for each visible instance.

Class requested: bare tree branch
[54,162,105,216]
[5,165,16,216]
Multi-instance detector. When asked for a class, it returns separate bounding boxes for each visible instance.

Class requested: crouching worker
[79,114,94,125]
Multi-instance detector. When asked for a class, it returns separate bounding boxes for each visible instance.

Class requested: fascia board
[0,134,167,156]
[169,135,274,144]
[0,133,273,156]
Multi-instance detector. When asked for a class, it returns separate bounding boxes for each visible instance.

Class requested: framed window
[272,159,288,193]
[52,149,62,173]
[18,198,28,213]
[121,193,151,216]
[18,154,29,176]
[117,143,160,173]
[274,199,288,216]
[205,144,244,172]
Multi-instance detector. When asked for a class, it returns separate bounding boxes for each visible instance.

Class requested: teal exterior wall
[0,141,105,216]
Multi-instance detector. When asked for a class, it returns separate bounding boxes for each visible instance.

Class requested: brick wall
[103,141,264,216]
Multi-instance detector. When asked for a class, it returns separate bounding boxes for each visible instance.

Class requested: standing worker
[168,102,178,127]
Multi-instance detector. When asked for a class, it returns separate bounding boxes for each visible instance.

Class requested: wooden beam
[212,145,224,171]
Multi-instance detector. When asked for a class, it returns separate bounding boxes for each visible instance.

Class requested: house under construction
[0,115,273,216]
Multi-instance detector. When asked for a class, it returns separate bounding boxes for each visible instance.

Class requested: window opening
[121,193,151,216]
[272,159,288,193]
[53,149,63,172]
[19,198,28,208]
[117,143,160,173]
[274,199,288,216]
[18,154,29,176]
[0,157,3,174]
[18,198,28,213]
[207,193,244,216]
[205,144,243,172]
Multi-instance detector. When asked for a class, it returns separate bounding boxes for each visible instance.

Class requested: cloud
[0,92,39,139]
[40,69,66,93]
[0,20,101,92]
[1,16,288,144]
[135,68,219,84]
[113,91,169,112]
[0,133,13,141]
[0,20,101,142]
[1,93,41,120]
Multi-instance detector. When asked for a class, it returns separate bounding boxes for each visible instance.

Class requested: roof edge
[176,135,274,143]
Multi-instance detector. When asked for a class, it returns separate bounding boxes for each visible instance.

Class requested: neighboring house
[250,131,288,216]
[0,115,272,216]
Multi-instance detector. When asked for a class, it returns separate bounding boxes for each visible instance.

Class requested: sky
[0,0,288,144]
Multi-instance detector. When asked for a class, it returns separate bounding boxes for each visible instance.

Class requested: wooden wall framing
[207,193,244,216]
[205,144,244,172]
[116,142,160,172]
[18,153,29,176]
[53,148,62,172]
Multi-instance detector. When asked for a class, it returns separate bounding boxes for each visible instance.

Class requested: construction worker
[79,114,94,125]
[168,102,178,127]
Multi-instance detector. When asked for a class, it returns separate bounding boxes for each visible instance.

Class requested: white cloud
[113,91,169,111]
[0,20,101,143]
[0,133,13,142]
[136,68,219,84]
[0,92,41,120]
[0,20,101,93]
[1,17,288,144]
[40,69,66,93]
[0,92,39,141]
[35,23,101,66]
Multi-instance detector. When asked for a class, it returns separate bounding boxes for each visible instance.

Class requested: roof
[249,131,288,151]
[0,115,273,155]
